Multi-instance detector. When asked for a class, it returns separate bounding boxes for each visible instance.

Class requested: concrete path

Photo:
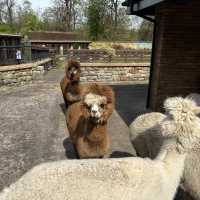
[0,68,148,191]
[0,68,192,200]
[44,67,149,125]
[0,83,67,190]
[113,84,148,125]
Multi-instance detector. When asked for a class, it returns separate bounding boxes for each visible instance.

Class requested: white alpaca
[184,93,200,200]
[130,112,166,158]
[1,97,200,200]
[130,97,200,200]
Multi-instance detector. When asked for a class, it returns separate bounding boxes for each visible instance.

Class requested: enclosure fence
[64,49,151,63]
[0,45,50,66]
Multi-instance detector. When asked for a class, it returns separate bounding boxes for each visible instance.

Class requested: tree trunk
[113,0,118,30]
[72,1,76,31]
[64,0,71,31]
[110,0,119,32]
[69,0,72,31]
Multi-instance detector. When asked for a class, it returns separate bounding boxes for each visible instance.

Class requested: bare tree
[64,0,71,31]
[5,0,15,27]
[0,1,6,23]
[0,1,9,23]
[45,0,81,31]
[71,0,82,30]
[111,0,119,30]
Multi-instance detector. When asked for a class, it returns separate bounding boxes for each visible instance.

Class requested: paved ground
[45,68,149,125]
[0,83,67,190]
[0,68,194,200]
[113,84,148,125]
[0,68,149,191]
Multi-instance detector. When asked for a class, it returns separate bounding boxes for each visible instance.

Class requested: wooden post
[2,39,7,65]
[22,35,32,63]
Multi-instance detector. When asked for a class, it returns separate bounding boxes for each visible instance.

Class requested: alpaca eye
[68,67,71,71]
[86,105,91,110]
[100,104,105,108]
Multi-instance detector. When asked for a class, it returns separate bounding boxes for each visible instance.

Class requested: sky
[30,0,52,10]
[18,0,52,10]
[16,0,142,28]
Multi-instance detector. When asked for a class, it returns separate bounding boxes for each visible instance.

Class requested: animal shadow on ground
[60,103,78,159]
[60,103,67,115]
[109,151,134,158]
[63,137,78,159]
[175,187,194,200]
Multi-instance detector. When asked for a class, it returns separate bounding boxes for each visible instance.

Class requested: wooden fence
[65,49,151,63]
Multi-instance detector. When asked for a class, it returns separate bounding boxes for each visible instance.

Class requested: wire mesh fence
[0,45,50,66]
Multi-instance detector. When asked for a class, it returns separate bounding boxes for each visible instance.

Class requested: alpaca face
[83,93,107,122]
[67,65,80,81]
[164,97,200,122]
[162,97,200,152]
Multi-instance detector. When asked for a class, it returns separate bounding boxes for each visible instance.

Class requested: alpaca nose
[92,110,97,114]
[91,105,98,114]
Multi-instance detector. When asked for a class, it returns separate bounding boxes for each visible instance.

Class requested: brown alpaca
[66,84,115,158]
[60,59,81,107]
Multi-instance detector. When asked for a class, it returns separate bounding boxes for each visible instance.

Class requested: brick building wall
[149,0,200,111]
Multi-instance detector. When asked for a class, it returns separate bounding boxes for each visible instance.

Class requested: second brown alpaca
[60,59,81,107]
[66,84,115,158]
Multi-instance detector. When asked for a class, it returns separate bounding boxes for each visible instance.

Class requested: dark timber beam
[136,14,155,22]
[132,0,165,12]
[122,0,160,16]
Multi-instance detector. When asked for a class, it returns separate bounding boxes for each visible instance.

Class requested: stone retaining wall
[0,58,53,86]
[80,63,150,83]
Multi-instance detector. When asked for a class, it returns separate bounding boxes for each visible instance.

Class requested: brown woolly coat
[60,60,81,107]
[66,84,115,158]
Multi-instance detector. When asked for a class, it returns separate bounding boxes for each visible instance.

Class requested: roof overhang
[0,33,21,38]
[122,0,166,15]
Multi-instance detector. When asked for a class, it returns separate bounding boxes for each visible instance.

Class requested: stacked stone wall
[0,58,53,86]
[80,63,150,83]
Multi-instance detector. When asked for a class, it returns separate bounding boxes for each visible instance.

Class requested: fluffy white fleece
[1,97,200,200]
[0,155,185,200]
[130,112,166,158]
[130,97,200,200]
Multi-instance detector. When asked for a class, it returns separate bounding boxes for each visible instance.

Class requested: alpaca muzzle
[90,104,101,119]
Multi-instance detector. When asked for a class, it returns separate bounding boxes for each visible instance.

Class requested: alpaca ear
[101,85,114,104]
[163,97,181,113]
